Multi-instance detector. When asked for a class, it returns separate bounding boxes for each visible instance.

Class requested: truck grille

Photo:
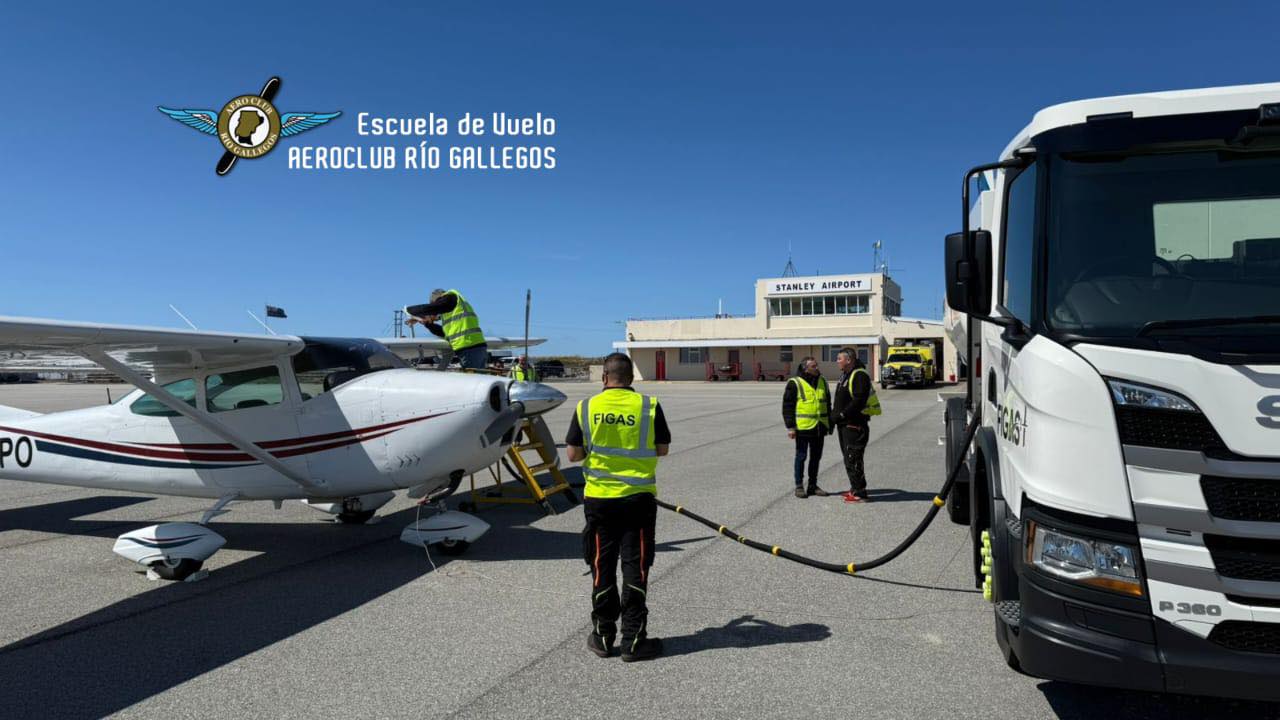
[1115,407,1225,452]
[1206,535,1280,582]
[1208,621,1280,654]
[1202,476,1280,523]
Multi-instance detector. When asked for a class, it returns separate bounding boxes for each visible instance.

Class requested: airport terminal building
[613,272,958,382]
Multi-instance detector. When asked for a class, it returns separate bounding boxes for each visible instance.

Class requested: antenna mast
[781,240,798,277]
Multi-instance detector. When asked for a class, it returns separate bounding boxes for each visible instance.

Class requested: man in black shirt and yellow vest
[404,288,488,370]
[781,356,833,498]
[832,348,881,503]
[566,353,670,662]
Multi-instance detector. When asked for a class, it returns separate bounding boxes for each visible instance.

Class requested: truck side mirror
[944,230,992,316]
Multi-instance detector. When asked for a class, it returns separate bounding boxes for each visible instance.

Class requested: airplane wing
[377,335,546,361]
[0,316,316,489]
[0,316,304,374]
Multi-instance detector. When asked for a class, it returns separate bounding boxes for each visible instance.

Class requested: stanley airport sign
[765,274,874,297]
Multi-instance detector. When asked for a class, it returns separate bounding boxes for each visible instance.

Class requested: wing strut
[86,351,323,492]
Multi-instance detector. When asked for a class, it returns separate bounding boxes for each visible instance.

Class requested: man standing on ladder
[404,288,488,370]
[509,354,538,382]
[566,353,670,662]
[833,348,881,503]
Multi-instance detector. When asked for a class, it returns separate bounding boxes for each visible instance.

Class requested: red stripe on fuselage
[126,413,447,451]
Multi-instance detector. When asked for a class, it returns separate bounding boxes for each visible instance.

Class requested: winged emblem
[157,107,341,137]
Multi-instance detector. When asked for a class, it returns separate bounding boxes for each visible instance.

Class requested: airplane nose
[508,381,567,417]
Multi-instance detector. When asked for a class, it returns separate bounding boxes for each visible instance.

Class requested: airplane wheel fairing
[438,539,470,555]
[337,510,376,524]
[151,558,202,581]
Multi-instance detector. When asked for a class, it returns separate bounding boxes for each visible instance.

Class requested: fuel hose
[656,411,981,576]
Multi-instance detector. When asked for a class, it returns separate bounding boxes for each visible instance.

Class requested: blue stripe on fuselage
[34,440,258,470]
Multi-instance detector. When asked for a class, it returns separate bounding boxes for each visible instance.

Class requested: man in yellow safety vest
[833,348,882,503]
[782,356,833,498]
[509,355,538,382]
[566,353,670,662]
[404,288,488,370]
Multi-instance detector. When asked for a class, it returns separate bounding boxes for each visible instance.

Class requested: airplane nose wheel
[150,557,203,582]
[437,539,470,555]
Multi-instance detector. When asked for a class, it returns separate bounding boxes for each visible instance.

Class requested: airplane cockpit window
[205,366,284,413]
[130,378,197,417]
[292,338,407,401]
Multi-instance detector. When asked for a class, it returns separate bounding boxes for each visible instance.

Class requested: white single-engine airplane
[0,316,566,581]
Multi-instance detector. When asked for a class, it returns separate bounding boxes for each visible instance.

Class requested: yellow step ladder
[460,415,579,515]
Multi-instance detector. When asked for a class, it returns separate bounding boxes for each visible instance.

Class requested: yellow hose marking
[933,496,945,507]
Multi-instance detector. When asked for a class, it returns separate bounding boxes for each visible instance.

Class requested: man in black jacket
[781,356,833,498]
[832,349,876,503]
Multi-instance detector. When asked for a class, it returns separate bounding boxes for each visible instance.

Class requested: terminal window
[678,347,705,364]
[769,295,869,317]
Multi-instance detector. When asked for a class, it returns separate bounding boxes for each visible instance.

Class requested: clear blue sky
[4,2,1278,354]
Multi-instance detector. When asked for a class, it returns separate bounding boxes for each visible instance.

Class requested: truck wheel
[880,382,888,390]
[943,397,971,525]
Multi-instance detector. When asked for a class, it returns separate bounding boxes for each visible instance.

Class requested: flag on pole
[265,305,287,319]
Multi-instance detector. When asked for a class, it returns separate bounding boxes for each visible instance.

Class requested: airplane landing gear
[303,491,395,524]
[437,539,470,555]
[149,557,205,582]
[337,508,377,524]
[114,523,225,582]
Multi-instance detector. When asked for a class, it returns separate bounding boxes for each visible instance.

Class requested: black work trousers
[838,424,869,495]
[583,493,657,643]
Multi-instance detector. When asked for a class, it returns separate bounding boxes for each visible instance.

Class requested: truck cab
[943,83,1280,700]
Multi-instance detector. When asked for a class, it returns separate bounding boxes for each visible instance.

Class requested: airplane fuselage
[0,369,515,501]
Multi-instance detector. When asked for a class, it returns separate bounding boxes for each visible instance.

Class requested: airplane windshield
[292,338,406,400]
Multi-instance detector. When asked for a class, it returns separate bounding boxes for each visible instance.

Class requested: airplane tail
[0,404,41,422]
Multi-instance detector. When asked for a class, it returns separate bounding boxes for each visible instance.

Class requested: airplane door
[655,351,666,381]
[201,365,305,493]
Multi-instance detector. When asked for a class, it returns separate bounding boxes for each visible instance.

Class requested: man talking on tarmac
[833,348,881,503]
[404,288,488,370]
[566,353,670,662]
[782,356,833,498]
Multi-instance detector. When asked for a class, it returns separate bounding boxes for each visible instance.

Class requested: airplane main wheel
[438,539,470,556]
[151,558,202,581]
[338,510,376,524]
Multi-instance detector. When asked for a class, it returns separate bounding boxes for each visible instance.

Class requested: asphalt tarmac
[0,381,1276,719]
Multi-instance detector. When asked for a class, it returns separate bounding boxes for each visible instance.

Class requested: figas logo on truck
[996,392,1027,447]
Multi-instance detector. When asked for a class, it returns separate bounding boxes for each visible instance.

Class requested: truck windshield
[888,353,922,363]
[1043,148,1280,338]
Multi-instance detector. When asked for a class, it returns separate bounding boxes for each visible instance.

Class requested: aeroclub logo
[158,76,340,175]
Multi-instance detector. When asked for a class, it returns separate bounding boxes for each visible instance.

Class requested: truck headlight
[1107,379,1197,412]
[1026,521,1143,597]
